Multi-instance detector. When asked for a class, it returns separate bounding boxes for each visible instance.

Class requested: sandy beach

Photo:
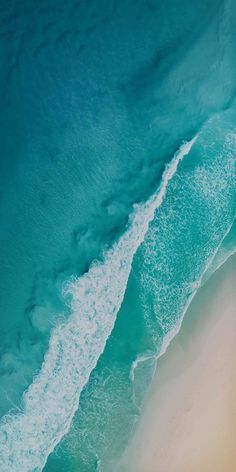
[118,255,236,472]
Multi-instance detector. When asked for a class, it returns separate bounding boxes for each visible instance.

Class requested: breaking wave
[0,139,197,471]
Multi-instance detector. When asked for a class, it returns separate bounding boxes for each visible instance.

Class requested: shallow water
[0,1,235,471]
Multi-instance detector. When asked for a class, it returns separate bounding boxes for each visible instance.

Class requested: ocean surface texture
[0,1,235,471]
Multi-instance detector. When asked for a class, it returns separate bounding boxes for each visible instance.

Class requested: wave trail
[0,137,197,472]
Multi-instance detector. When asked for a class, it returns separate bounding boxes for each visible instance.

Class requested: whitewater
[0,138,197,471]
[130,215,236,414]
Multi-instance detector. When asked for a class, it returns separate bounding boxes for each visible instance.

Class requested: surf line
[0,137,197,472]
[130,201,236,416]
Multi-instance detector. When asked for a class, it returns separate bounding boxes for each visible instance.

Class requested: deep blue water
[0,1,235,471]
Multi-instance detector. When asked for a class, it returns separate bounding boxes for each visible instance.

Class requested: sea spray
[0,138,197,471]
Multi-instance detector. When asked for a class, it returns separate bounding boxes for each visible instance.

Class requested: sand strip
[119,255,236,472]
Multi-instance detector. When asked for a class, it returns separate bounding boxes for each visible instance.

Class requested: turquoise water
[0,1,235,471]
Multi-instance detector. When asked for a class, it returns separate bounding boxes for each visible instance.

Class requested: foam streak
[0,138,197,471]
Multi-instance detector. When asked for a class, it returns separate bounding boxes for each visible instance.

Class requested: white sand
[118,255,236,472]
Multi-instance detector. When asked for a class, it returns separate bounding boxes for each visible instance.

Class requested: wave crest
[0,139,197,471]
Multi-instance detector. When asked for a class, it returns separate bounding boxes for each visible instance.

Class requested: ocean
[0,0,235,471]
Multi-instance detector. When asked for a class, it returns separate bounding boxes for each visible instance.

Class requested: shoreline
[118,255,236,471]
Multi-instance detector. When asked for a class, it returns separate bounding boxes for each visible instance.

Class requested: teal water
[0,1,235,471]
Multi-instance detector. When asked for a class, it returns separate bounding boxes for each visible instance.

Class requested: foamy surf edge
[130,219,236,421]
[158,217,236,358]
[0,137,197,472]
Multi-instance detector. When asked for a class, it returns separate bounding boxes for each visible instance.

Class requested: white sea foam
[129,216,236,419]
[0,137,197,472]
[130,352,156,410]
[202,216,236,284]
[157,217,235,359]
[130,132,235,413]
